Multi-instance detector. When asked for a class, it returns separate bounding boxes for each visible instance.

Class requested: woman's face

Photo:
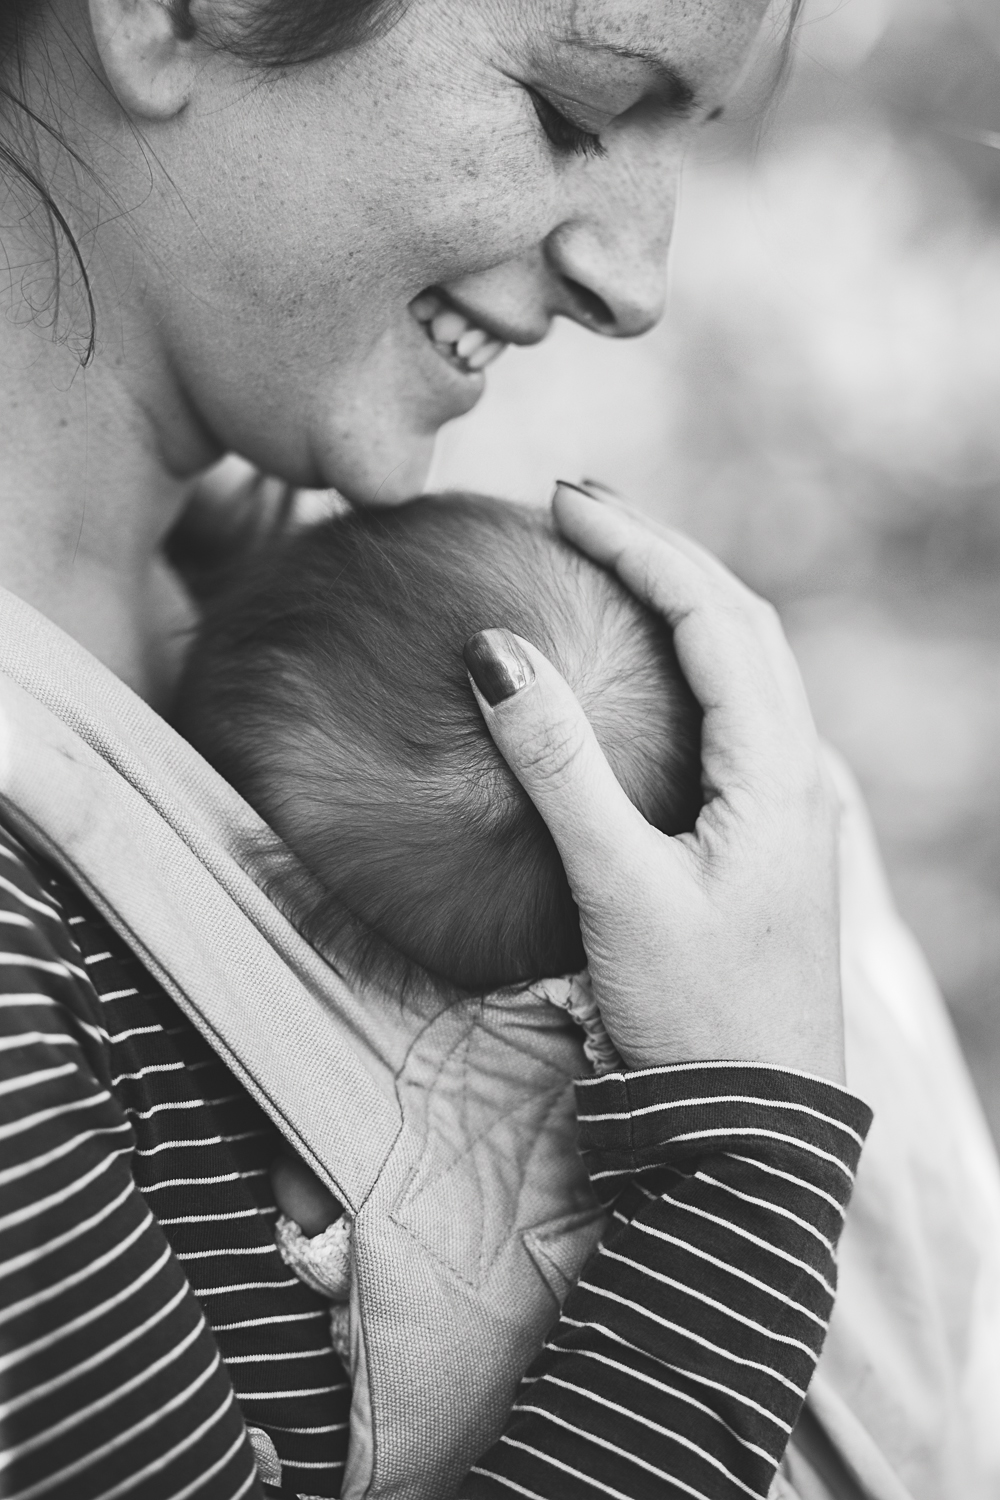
[119,0,771,503]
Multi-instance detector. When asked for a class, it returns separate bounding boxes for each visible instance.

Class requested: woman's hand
[463,484,844,1082]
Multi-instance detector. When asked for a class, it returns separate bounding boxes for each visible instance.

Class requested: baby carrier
[0,584,997,1500]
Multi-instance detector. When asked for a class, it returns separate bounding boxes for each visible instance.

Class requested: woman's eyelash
[528,90,607,160]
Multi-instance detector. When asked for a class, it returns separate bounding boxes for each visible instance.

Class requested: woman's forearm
[464,1062,871,1499]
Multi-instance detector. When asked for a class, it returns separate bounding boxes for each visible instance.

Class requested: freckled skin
[0,0,770,697]
[62,0,769,500]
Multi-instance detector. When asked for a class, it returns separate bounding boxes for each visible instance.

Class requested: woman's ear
[88,0,200,121]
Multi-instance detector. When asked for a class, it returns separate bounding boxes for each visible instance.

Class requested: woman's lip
[410,309,490,422]
[409,290,510,379]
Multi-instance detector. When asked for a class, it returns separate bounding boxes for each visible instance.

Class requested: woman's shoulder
[0,821,106,1026]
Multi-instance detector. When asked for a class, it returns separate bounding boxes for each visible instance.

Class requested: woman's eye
[528,90,607,161]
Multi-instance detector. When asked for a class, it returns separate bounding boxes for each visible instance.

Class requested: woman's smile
[410,289,510,381]
[11,0,770,505]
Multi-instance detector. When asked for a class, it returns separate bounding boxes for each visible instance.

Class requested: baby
[174,492,702,1319]
[176,491,701,995]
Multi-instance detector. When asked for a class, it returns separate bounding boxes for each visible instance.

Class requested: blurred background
[429,0,1000,1139]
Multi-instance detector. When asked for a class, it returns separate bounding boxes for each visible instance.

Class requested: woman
[0,0,944,1496]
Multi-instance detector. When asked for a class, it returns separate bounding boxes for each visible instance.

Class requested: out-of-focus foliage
[432,0,1000,1137]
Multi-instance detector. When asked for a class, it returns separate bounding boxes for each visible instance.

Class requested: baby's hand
[270,1148,342,1237]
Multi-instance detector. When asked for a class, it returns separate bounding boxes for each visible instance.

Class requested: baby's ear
[89,0,200,121]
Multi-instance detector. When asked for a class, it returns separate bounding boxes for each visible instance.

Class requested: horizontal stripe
[496,1437,649,1500]
[107,1024,164,1044]
[264,1421,350,1435]
[662,1128,854,1181]
[621,1220,829,1326]
[157,1208,263,1227]
[649,1196,836,1297]
[0,954,74,979]
[0,1030,78,1055]
[0,1145,132,1235]
[575,1059,863,1101]
[535,1349,776,1464]
[174,1245,277,1262]
[598,1245,822,1356]
[161,1433,254,1500]
[236,1385,348,1399]
[468,1470,548,1500]
[519,1400,761,1499]
[0,1062,77,1102]
[0,840,867,1500]
[0,1314,208,1468]
[0,1242,173,1374]
[111,1060,187,1083]
[0,1179,133,1284]
[693,1172,837,1254]
[0,1088,110,1146]
[281,1457,348,1470]
[61,1384,238,1500]
[0,1281,192,1421]
[577,1281,807,1397]
[582,1094,865,1148]
[0,1211,153,1330]
[728,1153,847,1218]
[0,1121,133,1190]
[139,1170,270,1194]
[211,1310,328,1332]
[0,876,62,919]
[192,1278,301,1296]
[223,1347,332,1364]
[556,1314,793,1433]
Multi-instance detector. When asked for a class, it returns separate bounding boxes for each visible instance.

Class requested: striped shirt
[0,822,871,1499]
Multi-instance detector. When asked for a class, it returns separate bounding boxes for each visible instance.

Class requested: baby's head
[176,495,701,994]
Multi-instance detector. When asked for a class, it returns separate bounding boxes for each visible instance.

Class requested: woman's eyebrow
[563,39,698,115]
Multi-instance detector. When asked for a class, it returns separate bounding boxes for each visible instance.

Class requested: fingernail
[580,477,621,501]
[552,479,600,503]
[463,629,535,706]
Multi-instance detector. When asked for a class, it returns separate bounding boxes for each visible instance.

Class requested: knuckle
[521,718,588,789]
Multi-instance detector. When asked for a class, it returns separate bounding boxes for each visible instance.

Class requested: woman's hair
[0,0,404,361]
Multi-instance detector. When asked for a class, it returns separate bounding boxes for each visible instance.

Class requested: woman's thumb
[463,629,645,901]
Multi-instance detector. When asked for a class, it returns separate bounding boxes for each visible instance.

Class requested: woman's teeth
[410,293,507,375]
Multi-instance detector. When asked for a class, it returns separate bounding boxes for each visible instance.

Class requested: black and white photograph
[1,1,997,1496]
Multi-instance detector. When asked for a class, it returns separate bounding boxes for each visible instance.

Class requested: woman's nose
[543,153,681,339]
[543,223,669,338]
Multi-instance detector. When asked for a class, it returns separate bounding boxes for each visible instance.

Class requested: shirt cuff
[575,1060,873,1210]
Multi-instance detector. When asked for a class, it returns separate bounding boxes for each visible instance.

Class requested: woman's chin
[316,428,438,509]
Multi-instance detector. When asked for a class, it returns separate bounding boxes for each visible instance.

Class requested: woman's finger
[462,629,667,906]
[556,489,812,717]
[554,486,815,736]
[575,480,746,585]
[554,483,759,610]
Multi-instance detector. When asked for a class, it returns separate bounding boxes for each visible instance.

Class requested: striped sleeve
[464,1060,872,1500]
[0,844,261,1500]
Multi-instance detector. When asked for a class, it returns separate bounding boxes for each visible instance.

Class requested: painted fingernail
[552,479,599,502]
[463,629,535,706]
[580,477,621,500]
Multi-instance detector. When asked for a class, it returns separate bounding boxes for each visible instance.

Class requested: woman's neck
[0,263,218,710]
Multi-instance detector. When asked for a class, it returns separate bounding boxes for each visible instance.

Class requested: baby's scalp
[176,494,701,995]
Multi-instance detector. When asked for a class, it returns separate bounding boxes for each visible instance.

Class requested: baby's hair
[175,494,702,995]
